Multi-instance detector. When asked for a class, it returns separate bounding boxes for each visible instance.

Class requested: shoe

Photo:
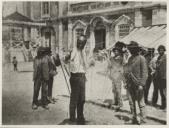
[42,104,49,109]
[160,105,166,109]
[77,118,85,125]
[139,119,147,124]
[152,102,157,107]
[69,118,76,122]
[52,98,58,102]
[32,104,38,110]
[48,99,55,104]
[115,104,123,111]
[132,118,139,125]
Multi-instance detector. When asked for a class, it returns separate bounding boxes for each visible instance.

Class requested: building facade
[2,1,167,62]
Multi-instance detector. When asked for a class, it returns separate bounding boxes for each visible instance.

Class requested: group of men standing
[32,47,59,109]
[31,33,166,125]
[107,41,166,124]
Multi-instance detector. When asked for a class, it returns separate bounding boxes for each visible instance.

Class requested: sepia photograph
[1,0,167,125]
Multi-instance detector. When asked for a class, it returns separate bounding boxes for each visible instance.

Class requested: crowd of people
[107,41,166,124]
[31,34,166,125]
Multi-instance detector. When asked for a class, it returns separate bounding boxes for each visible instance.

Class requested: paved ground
[2,62,166,125]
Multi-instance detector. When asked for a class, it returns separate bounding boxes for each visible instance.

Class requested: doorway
[45,32,51,47]
[94,28,106,51]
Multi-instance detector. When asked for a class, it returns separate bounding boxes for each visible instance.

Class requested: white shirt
[69,48,87,73]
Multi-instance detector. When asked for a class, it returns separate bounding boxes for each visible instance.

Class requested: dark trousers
[158,79,166,108]
[33,79,48,105]
[127,85,146,120]
[144,74,152,103]
[14,64,17,71]
[48,77,54,98]
[41,80,48,105]
[69,73,86,120]
[152,77,159,104]
[112,80,123,107]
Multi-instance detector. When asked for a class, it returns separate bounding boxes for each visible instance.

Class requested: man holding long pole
[64,34,88,124]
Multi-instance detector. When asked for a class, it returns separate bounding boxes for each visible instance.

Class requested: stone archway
[41,26,55,48]
[90,16,112,52]
[72,20,87,48]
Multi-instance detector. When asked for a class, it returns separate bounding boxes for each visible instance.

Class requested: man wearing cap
[156,45,166,109]
[107,41,126,110]
[144,48,155,104]
[124,41,148,124]
[32,47,49,109]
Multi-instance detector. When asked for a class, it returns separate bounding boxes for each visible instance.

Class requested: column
[115,24,119,42]
[134,8,143,27]
[58,20,63,56]
[89,27,95,55]
[105,27,110,49]
[52,23,59,53]
[68,19,73,51]
[109,25,116,47]
[23,27,29,41]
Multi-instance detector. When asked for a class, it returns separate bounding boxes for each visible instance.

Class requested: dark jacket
[156,54,166,79]
[33,56,42,81]
[124,55,148,86]
[41,55,50,81]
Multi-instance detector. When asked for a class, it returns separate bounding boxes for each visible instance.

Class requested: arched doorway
[41,27,55,48]
[72,20,87,48]
[90,16,111,52]
[94,21,106,51]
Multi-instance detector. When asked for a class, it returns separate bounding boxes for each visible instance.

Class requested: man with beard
[156,45,166,109]
[124,41,148,124]
[64,35,87,124]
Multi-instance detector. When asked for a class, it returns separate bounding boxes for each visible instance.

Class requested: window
[91,3,97,9]
[63,20,68,31]
[118,24,130,37]
[142,9,152,26]
[114,2,120,5]
[105,2,111,7]
[42,2,50,15]
[97,3,104,8]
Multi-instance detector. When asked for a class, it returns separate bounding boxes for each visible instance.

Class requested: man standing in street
[124,41,148,124]
[107,42,125,110]
[144,48,155,104]
[45,47,58,104]
[32,47,49,109]
[156,45,166,109]
[65,35,88,124]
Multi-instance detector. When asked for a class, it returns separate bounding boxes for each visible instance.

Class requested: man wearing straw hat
[107,41,126,111]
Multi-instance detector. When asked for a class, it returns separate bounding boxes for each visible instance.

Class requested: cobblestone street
[2,62,166,125]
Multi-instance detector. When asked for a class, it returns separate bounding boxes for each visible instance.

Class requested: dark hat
[38,47,46,52]
[148,48,155,52]
[44,47,52,54]
[127,41,140,49]
[115,41,126,49]
[112,47,123,53]
[157,45,166,51]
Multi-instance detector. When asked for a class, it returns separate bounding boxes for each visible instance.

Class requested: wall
[152,7,166,25]
[50,2,58,18]
[31,2,41,20]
